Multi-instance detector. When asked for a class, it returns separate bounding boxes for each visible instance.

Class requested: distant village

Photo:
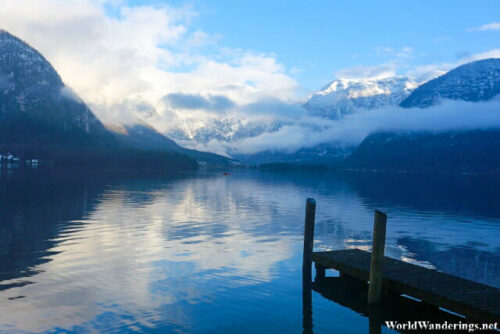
[0,153,40,168]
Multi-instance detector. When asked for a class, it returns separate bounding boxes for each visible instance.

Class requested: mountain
[159,76,419,165]
[400,58,500,108]
[235,76,418,165]
[106,123,180,151]
[107,123,235,166]
[0,30,197,170]
[345,130,500,173]
[233,143,354,165]
[304,76,418,119]
[0,30,114,149]
[346,58,500,173]
[168,117,287,145]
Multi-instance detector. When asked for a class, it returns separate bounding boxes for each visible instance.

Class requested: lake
[0,168,499,333]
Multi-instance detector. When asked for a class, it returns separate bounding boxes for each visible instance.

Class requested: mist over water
[0,169,499,333]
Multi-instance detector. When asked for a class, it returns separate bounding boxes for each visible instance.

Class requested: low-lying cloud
[196,98,500,155]
[3,0,500,159]
[240,98,306,118]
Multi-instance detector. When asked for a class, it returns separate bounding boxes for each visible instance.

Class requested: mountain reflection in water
[0,168,498,333]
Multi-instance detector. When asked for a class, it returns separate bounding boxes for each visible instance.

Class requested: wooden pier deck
[312,249,500,322]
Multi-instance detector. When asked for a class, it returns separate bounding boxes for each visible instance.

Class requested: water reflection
[0,169,499,333]
[303,274,466,334]
[397,237,500,285]
[0,169,105,290]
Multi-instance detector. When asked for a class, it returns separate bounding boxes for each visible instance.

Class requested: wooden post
[302,198,316,285]
[368,309,382,334]
[368,210,387,304]
[315,263,326,280]
[302,269,313,334]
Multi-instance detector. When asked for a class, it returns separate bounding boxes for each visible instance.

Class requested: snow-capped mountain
[168,117,288,144]
[304,76,419,119]
[401,58,500,108]
[230,76,420,164]
[348,58,500,172]
[166,76,419,158]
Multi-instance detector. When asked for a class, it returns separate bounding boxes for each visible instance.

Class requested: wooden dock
[301,199,499,332]
[312,249,500,322]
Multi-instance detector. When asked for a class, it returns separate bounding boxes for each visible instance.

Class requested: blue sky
[123,0,500,91]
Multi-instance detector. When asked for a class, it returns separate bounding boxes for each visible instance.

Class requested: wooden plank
[312,249,500,322]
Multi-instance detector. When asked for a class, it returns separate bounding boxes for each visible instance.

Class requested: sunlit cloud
[0,0,298,125]
[2,0,500,158]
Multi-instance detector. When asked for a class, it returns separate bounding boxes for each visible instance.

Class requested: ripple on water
[0,170,499,333]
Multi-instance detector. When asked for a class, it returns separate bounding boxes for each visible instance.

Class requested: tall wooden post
[302,198,316,285]
[369,308,382,334]
[302,269,313,334]
[302,198,316,334]
[368,210,387,304]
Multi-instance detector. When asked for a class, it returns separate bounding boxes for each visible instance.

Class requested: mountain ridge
[106,122,235,165]
[346,58,500,172]
[304,75,419,119]
[400,58,500,108]
[0,30,204,169]
[0,29,115,149]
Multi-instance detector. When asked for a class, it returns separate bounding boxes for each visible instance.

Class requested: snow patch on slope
[304,76,419,119]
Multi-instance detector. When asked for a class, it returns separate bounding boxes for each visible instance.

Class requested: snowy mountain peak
[304,76,419,119]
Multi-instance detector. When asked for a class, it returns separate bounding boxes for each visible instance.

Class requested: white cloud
[2,1,500,157]
[335,46,500,84]
[189,99,500,155]
[459,49,500,64]
[0,0,298,124]
[396,46,413,59]
[468,22,500,31]
[169,46,500,156]
[335,46,415,80]
[335,64,398,79]
[374,46,394,57]
[374,46,413,59]
[404,48,500,83]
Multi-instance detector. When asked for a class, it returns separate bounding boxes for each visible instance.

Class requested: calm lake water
[0,168,499,333]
